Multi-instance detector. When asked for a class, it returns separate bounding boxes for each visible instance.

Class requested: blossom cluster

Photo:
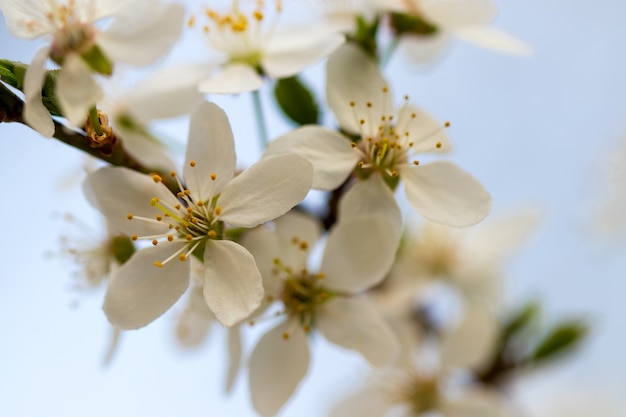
[0,0,589,416]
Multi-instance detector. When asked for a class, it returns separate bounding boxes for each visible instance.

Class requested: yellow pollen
[445,121,451,127]
[184,190,191,196]
[187,15,195,27]
[187,207,194,214]
[186,234,193,241]
[197,200,204,207]
[152,174,162,183]
[253,10,263,20]
[150,198,159,206]
[179,254,187,261]
[299,242,308,250]
[152,239,158,246]
[358,161,364,168]
[156,215,162,221]
[131,235,138,241]
[189,160,196,167]
[175,204,181,210]
[177,191,184,198]
[436,142,442,148]
[210,173,217,180]
[215,206,222,215]
[208,230,217,238]
[316,273,325,279]
[127,214,134,220]
[413,160,420,165]
[351,142,357,148]
[167,234,174,242]
[303,324,311,333]
[382,86,388,93]
[349,101,355,107]
[282,332,290,340]
[154,261,163,268]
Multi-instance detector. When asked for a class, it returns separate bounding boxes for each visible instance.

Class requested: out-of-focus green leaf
[274,76,319,126]
[350,15,380,59]
[390,13,438,36]
[531,321,588,363]
[502,300,541,341]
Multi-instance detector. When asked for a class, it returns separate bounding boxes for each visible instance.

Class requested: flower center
[192,0,282,70]
[45,0,97,61]
[126,162,225,268]
[349,88,448,185]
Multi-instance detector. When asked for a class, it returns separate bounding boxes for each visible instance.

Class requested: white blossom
[84,101,313,329]
[242,211,400,416]
[0,0,185,134]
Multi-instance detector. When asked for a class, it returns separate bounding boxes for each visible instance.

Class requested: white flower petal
[397,105,452,153]
[184,101,236,198]
[240,226,286,295]
[123,63,208,123]
[218,154,313,228]
[115,129,175,171]
[401,161,491,227]
[422,0,498,29]
[85,167,179,236]
[0,0,49,39]
[263,28,344,78]
[441,306,498,370]
[57,54,102,126]
[339,174,403,237]
[97,2,184,66]
[249,321,310,417]
[454,27,533,55]
[274,211,322,260]
[318,298,399,367]
[23,46,54,137]
[203,240,264,326]
[225,327,242,393]
[103,243,190,329]
[265,126,358,190]
[442,387,511,417]
[328,385,390,417]
[320,217,399,293]
[176,285,215,348]
[199,63,264,94]
[326,43,390,134]
[399,32,452,64]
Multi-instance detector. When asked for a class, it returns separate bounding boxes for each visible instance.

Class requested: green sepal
[348,14,380,59]
[531,321,588,363]
[502,300,541,341]
[81,44,113,76]
[390,12,438,36]
[110,236,136,265]
[273,76,320,126]
[0,59,27,90]
[41,69,63,116]
[382,173,401,191]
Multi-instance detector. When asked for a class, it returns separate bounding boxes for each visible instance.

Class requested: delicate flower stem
[381,37,400,68]
[251,89,269,149]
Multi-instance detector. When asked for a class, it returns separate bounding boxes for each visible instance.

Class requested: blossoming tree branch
[0,0,587,416]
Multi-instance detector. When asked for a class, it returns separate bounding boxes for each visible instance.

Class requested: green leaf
[0,59,27,90]
[531,321,588,363]
[110,236,136,265]
[502,300,541,341]
[390,12,438,36]
[274,76,319,126]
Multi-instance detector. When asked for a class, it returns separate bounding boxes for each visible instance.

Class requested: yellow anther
[197,200,204,207]
[170,171,177,177]
[131,235,138,241]
[152,239,158,246]
[203,25,209,33]
[156,215,162,221]
[187,207,194,214]
[411,113,417,118]
[186,234,193,241]
[291,237,299,244]
[358,161,364,168]
[152,174,162,183]
[253,10,263,20]
[273,258,281,265]
[179,254,187,261]
[444,121,451,127]
[169,224,175,229]
[319,292,328,300]
[382,86,388,93]
[303,324,311,333]
[127,214,134,220]
[184,190,191,196]
[436,142,442,149]
[360,119,365,125]
[404,94,410,101]
[177,191,184,198]
[154,261,163,268]
[350,142,357,148]
[189,160,196,167]
[187,15,195,28]
[282,332,290,340]
[208,230,217,238]
[210,173,217,180]
[316,273,325,280]
[175,204,181,210]
[167,234,174,242]
[413,160,420,165]
[299,242,308,250]
[349,101,355,107]
[150,198,159,206]
[366,101,372,108]
[215,206,222,215]
[391,171,398,177]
